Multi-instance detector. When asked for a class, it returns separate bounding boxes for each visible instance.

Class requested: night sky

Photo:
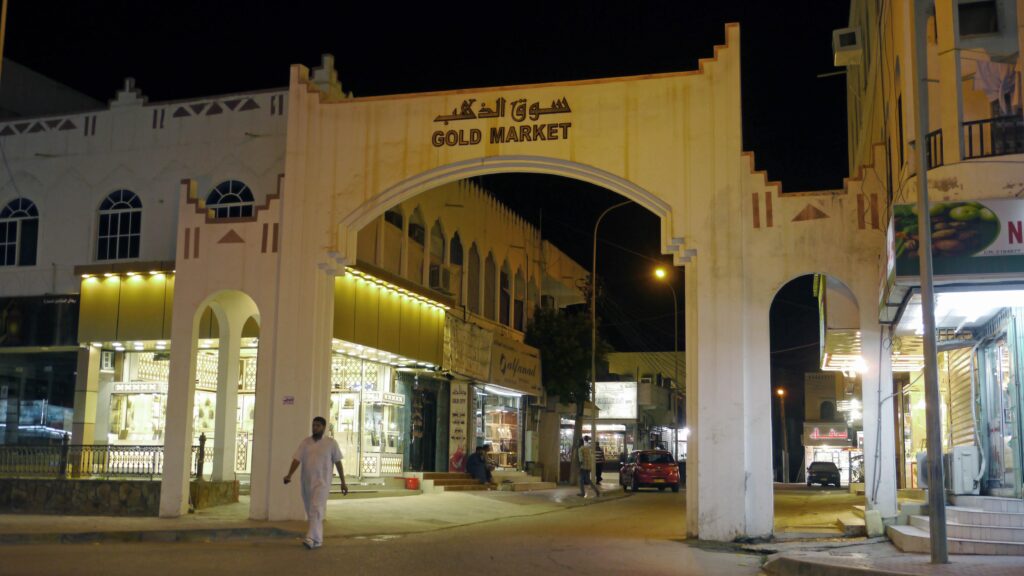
[5,2,847,414]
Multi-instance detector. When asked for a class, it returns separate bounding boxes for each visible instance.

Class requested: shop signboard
[894,199,1024,277]
[595,381,637,420]
[443,316,491,381]
[448,381,469,472]
[802,422,850,446]
[0,295,79,348]
[488,335,541,396]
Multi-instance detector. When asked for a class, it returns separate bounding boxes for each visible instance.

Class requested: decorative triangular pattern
[27,123,45,133]
[58,119,77,131]
[218,229,245,244]
[0,126,16,136]
[238,98,260,111]
[172,106,191,118]
[45,119,62,129]
[13,122,30,133]
[206,102,223,115]
[792,204,830,222]
[223,99,241,111]
[190,103,208,115]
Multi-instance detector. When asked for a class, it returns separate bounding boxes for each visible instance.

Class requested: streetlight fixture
[654,267,681,456]
[590,200,632,442]
[777,388,788,483]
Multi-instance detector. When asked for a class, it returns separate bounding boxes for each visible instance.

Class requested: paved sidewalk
[0,483,626,544]
[760,538,1024,576]
[3,484,1024,575]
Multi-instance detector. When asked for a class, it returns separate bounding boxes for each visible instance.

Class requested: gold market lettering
[431,96,572,148]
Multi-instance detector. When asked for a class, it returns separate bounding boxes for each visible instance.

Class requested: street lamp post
[777,388,788,483]
[654,267,680,456]
[590,200,631,439]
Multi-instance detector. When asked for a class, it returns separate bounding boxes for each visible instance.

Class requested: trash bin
[405,477,420,490]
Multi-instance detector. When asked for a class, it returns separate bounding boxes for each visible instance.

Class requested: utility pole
[911,0,948,564]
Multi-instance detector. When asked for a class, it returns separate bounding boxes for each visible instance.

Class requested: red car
[620,450,680,492]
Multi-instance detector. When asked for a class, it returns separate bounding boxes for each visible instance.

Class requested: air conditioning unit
[428,264,452,293]
[917,447,982,495]
[832,27,862,67]
[944,446,981,495]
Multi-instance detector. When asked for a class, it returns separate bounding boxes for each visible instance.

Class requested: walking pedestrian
[284,416,348,549]
[577,435,601,498]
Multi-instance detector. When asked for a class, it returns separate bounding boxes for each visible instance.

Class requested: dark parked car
[620,450,680,492]
[806,461,841,487]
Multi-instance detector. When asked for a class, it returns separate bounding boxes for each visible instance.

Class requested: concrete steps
[889,495,1024,555]
[953,495,1024,514]
[406,472,488,493]
[837,515,866,536]
[491,470,556,492]
[910,514,1024,543]
[888,524,1024,555]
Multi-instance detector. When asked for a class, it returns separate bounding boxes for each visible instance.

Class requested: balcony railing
[964,115,1024,159]
[908,129,944,172]
[0,443,210,480]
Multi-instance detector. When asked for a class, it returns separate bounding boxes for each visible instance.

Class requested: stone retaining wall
[190,480,239,509]
[0,478,160,516]
[0,479,239,515]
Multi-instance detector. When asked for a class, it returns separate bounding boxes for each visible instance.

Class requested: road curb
[0,526,302,546]
[762,553,908,576]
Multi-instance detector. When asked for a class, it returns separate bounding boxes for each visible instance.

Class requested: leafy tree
[525,306,610,482]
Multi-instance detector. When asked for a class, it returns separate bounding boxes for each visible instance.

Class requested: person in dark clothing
[594,443,606,484]
[466,445,492,485]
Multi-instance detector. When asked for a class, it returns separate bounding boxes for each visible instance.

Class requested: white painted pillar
[160,305,199,517]
[684,260,700,538]
[860,319,898,518]
[261,265,332,521]
[687,254,774,541]
[212,328,240,481]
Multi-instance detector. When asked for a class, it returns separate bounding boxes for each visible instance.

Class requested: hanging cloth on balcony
[974,61,1015,114]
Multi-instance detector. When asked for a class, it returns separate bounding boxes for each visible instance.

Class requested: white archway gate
[163,25,895,541]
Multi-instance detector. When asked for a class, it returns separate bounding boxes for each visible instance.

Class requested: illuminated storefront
[592,381,639,462]
[0,295,80,445]
[471,335,541,471]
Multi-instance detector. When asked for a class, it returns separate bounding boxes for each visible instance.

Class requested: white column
[684,260,700,538]
[212,328,240,481]
[261,265,332,521]
[688,253,774,541]
[160,306,199,517]
[860,320,898,518]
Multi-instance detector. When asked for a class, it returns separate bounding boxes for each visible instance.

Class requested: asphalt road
[0,490,765,576]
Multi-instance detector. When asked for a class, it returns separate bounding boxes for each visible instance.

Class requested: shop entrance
[409,387,437,471]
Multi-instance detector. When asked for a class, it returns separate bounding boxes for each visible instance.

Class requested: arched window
[206,180,254,219]
[467,244,481,314]
[0,198,38,266]
[499,262,512,326]
[430,221,445,263]
[514,269,526,331]
[820,401,836,421]
[97,189,142,260]
[484,253,497,320]
[384,208,403,229]
[449,233,463,266]
[407,208,426,282]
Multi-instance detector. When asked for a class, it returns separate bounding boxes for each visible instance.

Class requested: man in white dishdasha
[284,416,347,549]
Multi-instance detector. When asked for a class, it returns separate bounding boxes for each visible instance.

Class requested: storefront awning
[76,263,175,344]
